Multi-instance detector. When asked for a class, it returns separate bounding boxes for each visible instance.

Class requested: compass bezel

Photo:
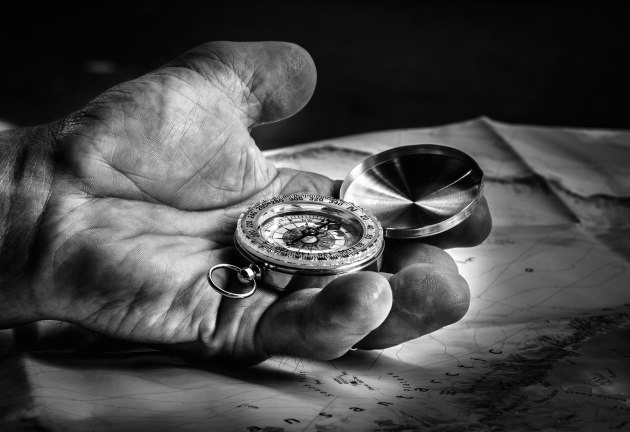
[234,194,384,276]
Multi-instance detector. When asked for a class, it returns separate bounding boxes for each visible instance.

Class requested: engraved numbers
[235,195,382,271]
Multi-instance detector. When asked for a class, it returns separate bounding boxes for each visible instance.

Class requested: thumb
[169,41,317,126]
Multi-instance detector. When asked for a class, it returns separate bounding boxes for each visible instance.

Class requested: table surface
[1,117,630,432]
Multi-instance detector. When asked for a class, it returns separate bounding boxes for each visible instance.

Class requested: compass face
[261,212,361,252]
[235,195,384,275]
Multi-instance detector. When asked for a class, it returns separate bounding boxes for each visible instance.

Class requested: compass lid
[340,144,484,239]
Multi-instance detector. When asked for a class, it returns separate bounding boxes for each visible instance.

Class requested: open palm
[26,42,490,364]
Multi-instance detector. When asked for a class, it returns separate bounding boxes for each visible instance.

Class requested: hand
[1,41,491,364]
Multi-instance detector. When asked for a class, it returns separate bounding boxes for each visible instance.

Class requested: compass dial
[262,212,360,252]
[235,194,384,275]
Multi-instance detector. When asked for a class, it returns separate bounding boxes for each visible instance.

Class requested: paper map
[1,118,629,431]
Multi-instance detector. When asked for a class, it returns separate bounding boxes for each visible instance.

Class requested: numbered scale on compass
[207,195,385,298]
[208,144,484,299]
[238,197,384,270]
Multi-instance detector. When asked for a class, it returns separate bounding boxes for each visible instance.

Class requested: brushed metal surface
[340,144,484,238]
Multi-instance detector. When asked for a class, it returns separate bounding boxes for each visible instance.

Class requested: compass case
[340,144,484,239]
[233,194,385,292]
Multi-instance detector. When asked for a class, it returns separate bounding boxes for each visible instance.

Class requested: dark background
[1,1,628,149]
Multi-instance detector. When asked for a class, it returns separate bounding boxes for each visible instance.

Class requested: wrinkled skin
[15,42,491,364]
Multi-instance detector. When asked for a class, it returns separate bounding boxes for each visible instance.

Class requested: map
[1,117,629,431]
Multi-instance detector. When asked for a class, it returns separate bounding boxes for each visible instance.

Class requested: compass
[208,195,384,298]
[208,144,484,299]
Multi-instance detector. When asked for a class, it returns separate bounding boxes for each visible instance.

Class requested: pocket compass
[208,144,484,298]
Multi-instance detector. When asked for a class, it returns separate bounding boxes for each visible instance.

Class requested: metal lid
[340,144,484,239]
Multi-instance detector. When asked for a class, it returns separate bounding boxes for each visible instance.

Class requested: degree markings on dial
[240,199,381,269]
